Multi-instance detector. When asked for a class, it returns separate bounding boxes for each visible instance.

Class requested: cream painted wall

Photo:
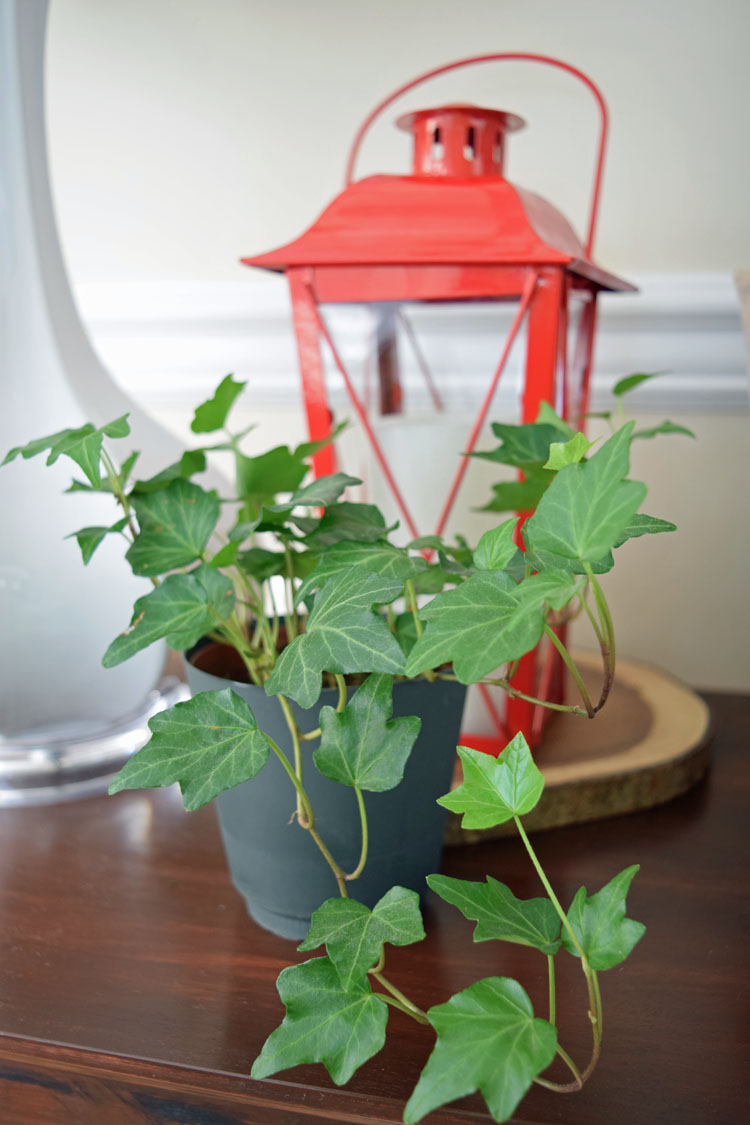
[46,0,750,283]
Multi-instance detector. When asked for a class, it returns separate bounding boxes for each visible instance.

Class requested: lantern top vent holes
[396,104,525,179]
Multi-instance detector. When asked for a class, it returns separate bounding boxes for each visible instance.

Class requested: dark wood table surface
[1,692,747,1125]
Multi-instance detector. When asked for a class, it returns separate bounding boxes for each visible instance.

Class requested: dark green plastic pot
[186,643,466,941]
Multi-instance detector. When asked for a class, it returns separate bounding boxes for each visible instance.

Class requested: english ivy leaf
[524,546,614,575]
[403,977,557,1124]
[408,535,444,550]
[612,372,660,397]
[108,688,269,809]
[437,737,544,829]
[412,565,452,594]
[100,414,131,439]
[475,422,565,468]
[404,568,577,683]
[633,420,696,440]
[298,887,425,989]
[295,540,426,606]
[473,518,519,571]
[190,374,246,433]
[543,431,597,470]
[251,956,388,1086]
[3,426,78,465]
[524,422,646,562]
[265,570,405,709]
[294,419,348,460]
[117,449,140,486]
[126,478,220,576]
[302,502,390,549]
[236,546,286,583]
[613,512,677,548]
[66,517,128,565]
[535,401,575,437]
[314,674,421,791]
[562,865,646,970]
[427,875,560,955]
[480,465,554,514]
[132,449,207,492]
[394,611,418,656]
[102,564,235,666]
[267,472,361,512]
[236,445,307,508]
[209,540,240,568]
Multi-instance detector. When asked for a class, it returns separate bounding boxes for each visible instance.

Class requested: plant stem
[405,578,423,639]
[556,1045,584,1089]
[514,816,603,1081]
[376,993,429,1023]
[264,736,313,826]
[277,694,305,824]
[334,674,347,711]
[513,816,585,958]
[371,971,430,1025]
[583,564,616,710]
[434,673,588,717]
[345,787,368,880]
[547,954,556,1025]
[543,624,595,717]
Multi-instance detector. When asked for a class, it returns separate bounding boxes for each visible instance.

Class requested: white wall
[46,0,750,282]
[41,0,750,693]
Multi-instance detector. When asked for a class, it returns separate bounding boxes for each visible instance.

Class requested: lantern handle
[344,53,609,259]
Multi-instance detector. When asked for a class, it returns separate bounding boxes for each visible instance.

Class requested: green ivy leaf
[190,374,246,433]
[102,564,235,667]
[314,674,421,791]
[475,422,566,468]
[612,372,660,397]
[251,956,388,1086]
[235,546,286,583]
[562,865,646,970]
[126,478,220,576]
[403,977,557,1124]
[437,737,544,829]
[235,445,307,509]
[294,419,348,461]
[613,512,677,548]
[296,540,427,606]
[298,888,425,989]
[394,611,418,656]
[633,420,696,440]
[302,502,390,550]
[108,688,269,810]
[543,431,597,470]
[267,472,361,512]
[66,517,128,565]
[427,875,560,955]
[473,518,519,571]
[404,569,577,683]
[132,449,207,493]
[265,570,405,708]
[3,415,129,488]
[524,546,614,575]
[524,422,646,562]
[534,401,575,437]
[209,540,240,568]
[480,465,554,515]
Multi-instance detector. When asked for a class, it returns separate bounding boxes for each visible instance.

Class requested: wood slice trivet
[446,652,712,844]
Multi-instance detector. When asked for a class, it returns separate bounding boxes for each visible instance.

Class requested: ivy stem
[371,971,430,1025]
[514,816,603,1078]
[583,564,616,711]
[556,1045,584,1089]
[513,816,585,958]
[543,624,595,717]
[406,579,436,683]
[434,673,588,717]
[376,993,429,1023]
[277,694,305,825]
[264,735,313,827]
[547,954,556,1025]
[334,674,348,711]
[345,786,368,880]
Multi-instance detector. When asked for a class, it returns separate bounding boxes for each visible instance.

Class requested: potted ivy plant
[3,372,681,1122]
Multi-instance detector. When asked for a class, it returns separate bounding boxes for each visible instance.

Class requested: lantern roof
[242,103,634,295]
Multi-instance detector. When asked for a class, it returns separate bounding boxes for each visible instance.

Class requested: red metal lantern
[242,54,635,749]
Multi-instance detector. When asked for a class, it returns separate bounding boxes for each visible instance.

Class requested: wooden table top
[0,691,747,1125]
